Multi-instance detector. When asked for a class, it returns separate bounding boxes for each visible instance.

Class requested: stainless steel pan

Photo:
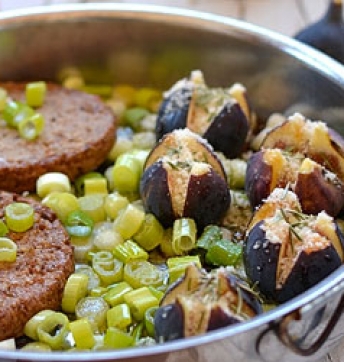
[1,4,344,362]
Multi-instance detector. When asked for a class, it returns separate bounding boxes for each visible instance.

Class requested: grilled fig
[140,129,230,229]
[155,70,252,158]
[154,264,262,342]
[262,112,344,183]
[245,148,344,216]
[244,189,344,303]
[295,158,344,216]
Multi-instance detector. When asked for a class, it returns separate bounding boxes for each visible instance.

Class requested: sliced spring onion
[36,172,71,198]
[0,237,17,262]
[167,255,202,284]
[75,297,109,333]
[25,81,47,108]
[113,204,145,240]
[84,178,108,196]
[93,228,123,251]
[18,112,45,140]
[131,322,144,342]
[89,286,108,298]
[196,225,223,250]
[74,172,104,196]
[3,101,34,129]
[24,310,56,341]
[36,312,69,350]
[92,253,123,286]
[78,194,106,224]
[134,213,164,251]
[144,306,158,337]
[70,235,95,264]
[123,260,165,289]
[123,287,159,321]
[147,286,165,302]
[132,131,156,150]
[104,327,134,349]
[112,153,141,193]
[64,210,94,237]
[122,107,149,131]
[107,137,133,162]
[42,192,79,223]
[104,192,129,220]
[107,303,132,330]
[61,273,89,314]
[92,250,113,263]
[69,318,95,350]
[205,239,243,267]
[5,202,34,232]
[172,218,197,255]
[74,265,101,292]
[112,240,148,264]
[103,281,133,307]
[2,100,19,127]
[159,228,175,257]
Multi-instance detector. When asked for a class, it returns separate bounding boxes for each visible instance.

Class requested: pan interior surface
[1,3,344,362]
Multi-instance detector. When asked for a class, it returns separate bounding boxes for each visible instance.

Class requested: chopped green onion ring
[5,202,35,233]
[0,236,17,262]
[18,113,45,140]
[64,210,94,237]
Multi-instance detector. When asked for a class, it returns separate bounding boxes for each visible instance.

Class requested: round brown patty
[0,82,116,193]
[0,191,74,341]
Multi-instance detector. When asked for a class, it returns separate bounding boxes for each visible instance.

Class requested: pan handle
[275,280,344,356]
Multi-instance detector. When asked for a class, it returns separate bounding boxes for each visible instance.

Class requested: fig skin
[155,86,191,141]
[245,151,275,209]
[243,221,280,302]
[154,264,262,342]
[183,169,231,230]
[154,303,185,342]
[203,102,249,159]
[244,219,343,303]
[295,159,344,216]
[140,160,175,228]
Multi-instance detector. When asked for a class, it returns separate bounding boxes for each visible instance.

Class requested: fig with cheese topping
[245,148,344,216]
[155,70,253,158]
[261,112,344,183]
[140,129,230,229]
[244,188,344,303]
[154,264,262,342]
